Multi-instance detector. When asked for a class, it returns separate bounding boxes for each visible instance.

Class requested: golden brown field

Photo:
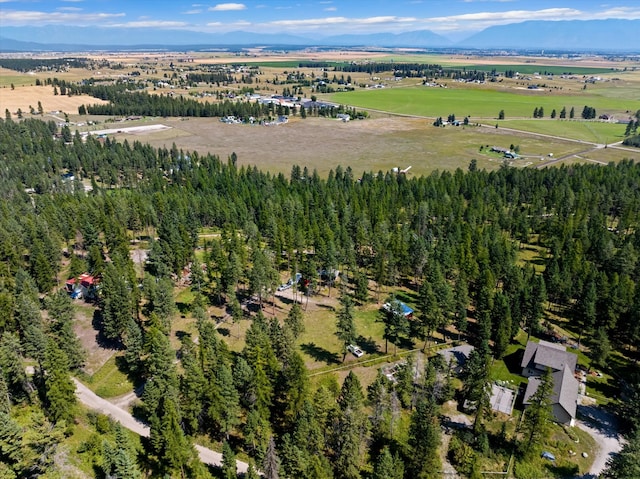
[0,85,108,116]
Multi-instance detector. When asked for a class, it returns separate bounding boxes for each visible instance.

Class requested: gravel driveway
[73,378,251,474]
[575,406,624,478]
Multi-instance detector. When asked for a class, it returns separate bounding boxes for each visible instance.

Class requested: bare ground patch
[73,303,116,375]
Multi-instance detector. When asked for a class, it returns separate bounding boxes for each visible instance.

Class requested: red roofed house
[65,273,99,299]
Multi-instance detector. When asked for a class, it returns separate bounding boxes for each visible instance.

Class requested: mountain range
[0,19,638,52]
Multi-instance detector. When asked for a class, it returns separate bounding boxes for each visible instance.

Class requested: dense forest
[0,117,639,478]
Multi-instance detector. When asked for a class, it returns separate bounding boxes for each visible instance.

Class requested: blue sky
[1,1,639,38]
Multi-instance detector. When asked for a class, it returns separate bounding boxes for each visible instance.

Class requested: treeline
[185,72,235,84]
[83,91,275,117]
[1,117,640,477]
[334,62,487,81]
[624,135,640,147]
[0,57,88,72]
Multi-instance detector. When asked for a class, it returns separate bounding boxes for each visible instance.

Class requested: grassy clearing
[459,64,618,75]
[514,423,596,478]
[331,86,640,120]
[491,330,529,388]
[501,119,626,144]
[84,354,134,399]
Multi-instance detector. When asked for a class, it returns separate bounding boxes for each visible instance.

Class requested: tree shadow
[577,405,621,439]
[356,335,379,355]
[300,342,341,365]
[217,327,231,337]
[176,301,191,316]
[545,463,579,477]
[503,348,524,375]
[91,309,122,350]
[114,355,145,391]
[175,330,192,342]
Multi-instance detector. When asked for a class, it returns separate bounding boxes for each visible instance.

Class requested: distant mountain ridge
[0,19,638,52]
[458,19,639,52]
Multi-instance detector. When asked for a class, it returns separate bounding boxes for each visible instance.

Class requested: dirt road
[73,378,250,474]
[576,406,624,478]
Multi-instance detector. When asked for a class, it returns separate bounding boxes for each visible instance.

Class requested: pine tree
[372,446,403,479]
[416,281,442,350]
[333,372,367,479]
[222,440,238,479]
[285,302,305,340]
[46,290,85,369]
[208,361,241,440]
[101,263,133,342]
[336,292,357,361]
[407,396,441,478]
[0,332,32,401]
[263,436,281,479]
[41,339,76,424]
[381,299,409,355]
[521,367,553,456]
[0,375,10,414]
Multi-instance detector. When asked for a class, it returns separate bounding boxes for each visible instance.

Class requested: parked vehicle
[347,344,364,358]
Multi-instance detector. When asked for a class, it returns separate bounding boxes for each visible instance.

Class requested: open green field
[330,86,640,119]
[499,119,627,144]
[458,64,619,75]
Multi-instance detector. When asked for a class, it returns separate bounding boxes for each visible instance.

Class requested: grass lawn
[500,119,626,144]
[331,86,640,121]
[513,422,595,478]
[491,330,529,389]
[83,354,134,399]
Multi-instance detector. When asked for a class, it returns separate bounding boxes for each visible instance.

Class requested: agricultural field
[330,84,640,120]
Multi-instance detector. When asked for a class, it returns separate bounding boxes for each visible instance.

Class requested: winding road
[575,406,624,478]
[73,378,251,474]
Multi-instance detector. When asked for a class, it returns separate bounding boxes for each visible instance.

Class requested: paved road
[73,378,250,474]
[575,406,624,478]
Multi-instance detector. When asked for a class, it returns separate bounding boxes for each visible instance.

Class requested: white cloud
[423,7,640,32]
[182,9,203,14]
[209,3,246,11]
[0,9,125,26]
[270,15,415,28]
[57,7,82,12]
[324,7,337,12]
[108,20,188,28]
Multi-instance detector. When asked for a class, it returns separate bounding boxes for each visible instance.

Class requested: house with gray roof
[521,340,579,426]
[521,340,577,377]
[523,364,579,426]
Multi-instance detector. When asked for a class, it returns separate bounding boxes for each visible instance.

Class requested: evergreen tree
[41,339,76,424]
[0,332,32,401]
[285,302,305,340]
[381,299,409,355]
[221,440,238,479]
[521,367,553,456]
[336,292,357,361]
[416,281,442,350]
[263,436,281,479]
[100,263,133,342]
[372,446,403,479]
[333,372,367,479]
[0,375,10,414]
[591,327,611,367]
[45,290,85,369]
[407,396,441,478]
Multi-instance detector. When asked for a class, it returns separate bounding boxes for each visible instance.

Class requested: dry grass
[0,85,108,115]
[94,115,608,177]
